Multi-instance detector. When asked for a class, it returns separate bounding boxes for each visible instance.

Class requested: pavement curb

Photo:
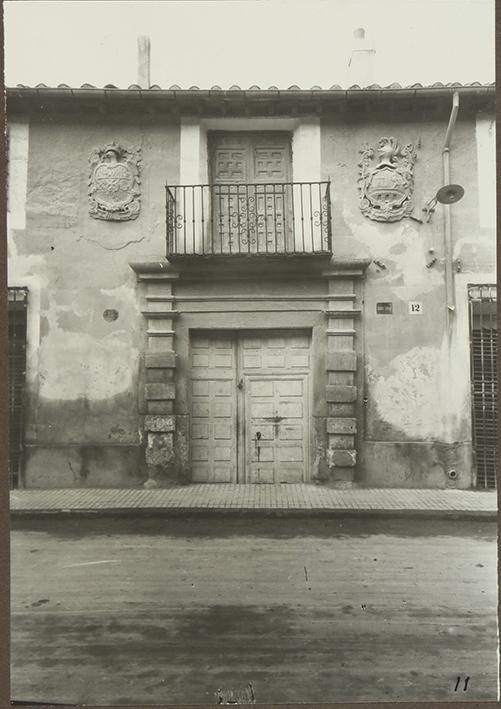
[9,507,497,520]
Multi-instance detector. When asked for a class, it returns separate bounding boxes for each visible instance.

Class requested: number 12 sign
[408,301,423,314]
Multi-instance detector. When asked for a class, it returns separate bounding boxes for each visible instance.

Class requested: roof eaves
[6,81,495,103]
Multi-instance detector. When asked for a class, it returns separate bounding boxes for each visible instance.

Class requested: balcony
[165,181,332,258]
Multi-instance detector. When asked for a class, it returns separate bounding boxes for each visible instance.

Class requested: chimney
[347,28,376,87]
[137,35,151,88]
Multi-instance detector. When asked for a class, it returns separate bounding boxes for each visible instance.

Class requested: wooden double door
[209,131,292,253]
[190,330,311,483]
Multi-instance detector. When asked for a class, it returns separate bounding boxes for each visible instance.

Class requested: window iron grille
[468,284,497,489]
[8,287,28,488]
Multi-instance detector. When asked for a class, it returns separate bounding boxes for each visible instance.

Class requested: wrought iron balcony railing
[166,181,332,257]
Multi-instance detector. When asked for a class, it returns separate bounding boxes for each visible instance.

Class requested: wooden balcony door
[208,131,292,254]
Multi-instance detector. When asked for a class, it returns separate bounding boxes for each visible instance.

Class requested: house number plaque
[408,302,423,314]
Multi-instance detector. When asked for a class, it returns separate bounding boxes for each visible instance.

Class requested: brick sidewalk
[9,484,498,519]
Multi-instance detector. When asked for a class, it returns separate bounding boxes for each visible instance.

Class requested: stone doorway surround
[129,257,370,488]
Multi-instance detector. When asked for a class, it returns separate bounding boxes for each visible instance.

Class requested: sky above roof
[4,0,495,89]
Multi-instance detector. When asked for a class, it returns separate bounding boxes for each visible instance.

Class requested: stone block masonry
[326,385,358,403]
[144,415,176,433]
[323,261,369,486]
[130,263,179,488]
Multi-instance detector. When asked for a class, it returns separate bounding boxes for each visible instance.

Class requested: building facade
[6,80,496,490]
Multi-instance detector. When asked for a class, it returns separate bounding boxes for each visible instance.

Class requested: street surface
[10,515,498,704]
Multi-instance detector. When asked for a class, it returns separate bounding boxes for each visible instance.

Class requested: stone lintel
[326,351,357,371]
[145,382,175,400]
[326,385,357,403]
[326,417,356,434]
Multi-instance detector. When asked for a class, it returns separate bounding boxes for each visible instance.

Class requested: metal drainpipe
[442,91,459,331]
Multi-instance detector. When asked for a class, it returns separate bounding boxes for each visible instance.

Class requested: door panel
[190,334,237,482]
[245,375,308,484]
[241,330,310,483]
[253,147,289,181]
[240,332,311,371]
[212,144,248,182]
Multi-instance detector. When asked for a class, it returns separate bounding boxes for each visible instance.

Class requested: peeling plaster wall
[321,107,495,488]
[8,113,180,486]
[8,102,494,489]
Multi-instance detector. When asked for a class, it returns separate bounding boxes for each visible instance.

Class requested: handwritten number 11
[454,676,470,691]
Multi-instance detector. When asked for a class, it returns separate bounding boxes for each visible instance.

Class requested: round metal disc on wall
[436,183,465,205]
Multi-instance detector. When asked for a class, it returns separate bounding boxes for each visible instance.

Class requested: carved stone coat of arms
[88,141,141,221]
[358,137,417,222]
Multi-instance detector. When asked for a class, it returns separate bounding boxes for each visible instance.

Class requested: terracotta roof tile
[10,80,495,93]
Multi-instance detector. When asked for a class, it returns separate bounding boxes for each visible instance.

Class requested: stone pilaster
[130,262,179,488]
[323,260,369,487]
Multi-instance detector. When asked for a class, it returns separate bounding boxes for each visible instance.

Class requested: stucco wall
[8,99,495,489]
[8,113,180,486]
[321,106,496,487]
